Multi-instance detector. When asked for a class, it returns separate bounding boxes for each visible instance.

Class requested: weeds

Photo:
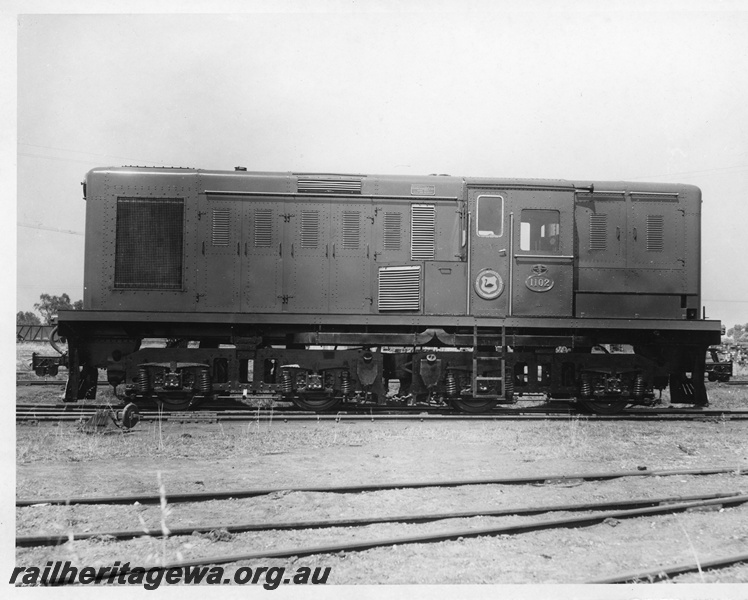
[676,514,705,583]
[17,410,748,469]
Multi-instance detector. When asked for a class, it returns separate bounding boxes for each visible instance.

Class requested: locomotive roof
[85,166,700,196]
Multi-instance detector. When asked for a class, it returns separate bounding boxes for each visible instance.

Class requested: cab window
[476,195,504,237]
[520,209,560,253]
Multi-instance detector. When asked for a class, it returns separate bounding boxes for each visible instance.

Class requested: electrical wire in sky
[18,142,169,165]
[18,223,83,236]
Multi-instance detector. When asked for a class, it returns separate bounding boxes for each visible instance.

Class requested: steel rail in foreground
[587,552,748,584]
[16,490,744,548]
[48,494,748,584]
[16,405,748,422]
[16,466,747,507]
[15,413,748,425]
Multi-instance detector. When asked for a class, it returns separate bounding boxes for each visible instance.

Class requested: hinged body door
[510,190,575,317]
[198,197,242,311]
[329,202,374,313]
[242,200,283,313]
[283,201,331,312]
[468,189,509,317]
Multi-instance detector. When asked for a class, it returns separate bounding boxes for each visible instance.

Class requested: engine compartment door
[468,189,509,317]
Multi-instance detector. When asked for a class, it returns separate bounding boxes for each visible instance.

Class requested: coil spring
[580,373,592,397]
[504,367,514,399]
[340,371,353,396]
[633,374,645,398]
[445,371,458,396]
[197,367,211,393]
[280,370,293,395]
[136,367,150,393]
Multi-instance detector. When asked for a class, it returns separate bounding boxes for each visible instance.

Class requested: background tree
[33,293,82,325]
[727,323,748,341]
[16,311,41,326]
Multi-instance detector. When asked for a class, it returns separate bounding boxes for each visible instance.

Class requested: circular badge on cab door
[474,269,504,300]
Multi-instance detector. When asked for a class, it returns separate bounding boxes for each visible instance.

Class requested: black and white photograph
[6,0,748,595]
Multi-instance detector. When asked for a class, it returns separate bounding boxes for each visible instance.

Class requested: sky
[6,0,748,333]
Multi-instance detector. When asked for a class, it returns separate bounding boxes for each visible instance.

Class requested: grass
[17,413,748,469]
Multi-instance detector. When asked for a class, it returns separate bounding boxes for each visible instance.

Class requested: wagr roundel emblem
[526,264,554,292]
[474,269,504,300]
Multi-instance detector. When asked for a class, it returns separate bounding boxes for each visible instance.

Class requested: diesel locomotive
[37,166,723,413]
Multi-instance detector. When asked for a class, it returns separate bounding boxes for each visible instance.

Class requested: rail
[17,490,743,548]
[24,493,748,584]
[16,466,747,506]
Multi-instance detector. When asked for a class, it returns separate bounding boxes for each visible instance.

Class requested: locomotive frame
[40,166,722,414]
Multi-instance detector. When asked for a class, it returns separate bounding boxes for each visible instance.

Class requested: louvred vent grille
[342,211,360,249]
[647,215,664,251]
[297,178,362,194]
[211,209,230,246]
[589,214,607,251]
[301,210,320,248]
[378,265,421,311]
[383,213,402,251]
[411,204,435,260]
[254,209,272,247]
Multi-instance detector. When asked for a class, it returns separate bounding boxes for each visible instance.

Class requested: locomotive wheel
[450,397,499,413]
[291,394,341,412]
[155,394,196,411]
[579,398,629,415]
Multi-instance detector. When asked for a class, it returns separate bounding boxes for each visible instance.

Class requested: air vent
[342,211,360,249]
[114,197,184,290]
[589,214,607,251]
[254,209,272,247]
[383,212,402,251]
[297,178,362,195]
[301,210,320,248]
[646,215,664,251]
[211,209,230,246]
[411,204,435,260]
[378,265,421,311]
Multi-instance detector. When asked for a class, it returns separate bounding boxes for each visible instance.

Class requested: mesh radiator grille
[378,265,421,311]
[114,197,184,289]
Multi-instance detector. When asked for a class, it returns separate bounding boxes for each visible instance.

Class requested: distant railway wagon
[37,166,722,413]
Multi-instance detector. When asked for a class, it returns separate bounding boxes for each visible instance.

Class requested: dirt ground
[16,413,748,588]
[14,343,748,590]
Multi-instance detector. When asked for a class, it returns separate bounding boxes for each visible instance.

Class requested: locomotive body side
[52,166,721,412]
[572,183,701,320]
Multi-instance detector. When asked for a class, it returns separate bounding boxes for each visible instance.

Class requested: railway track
[17,490,745,547]
[16,401,748,423]
[15,466,747,506]
[20,377,748,387]
[16,466,748,584]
